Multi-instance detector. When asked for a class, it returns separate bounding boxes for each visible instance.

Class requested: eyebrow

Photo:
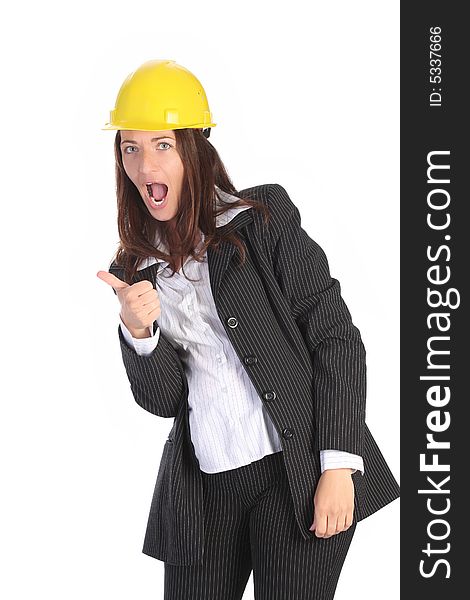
[120,136,175,145]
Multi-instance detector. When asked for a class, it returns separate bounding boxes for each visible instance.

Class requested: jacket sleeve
[108,263,187,418]
[267,184,367,457]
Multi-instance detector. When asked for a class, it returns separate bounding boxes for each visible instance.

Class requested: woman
[97,59,400,599]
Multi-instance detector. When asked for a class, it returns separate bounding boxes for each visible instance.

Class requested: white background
[1,1,399,598]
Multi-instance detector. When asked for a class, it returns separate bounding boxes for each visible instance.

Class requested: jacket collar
[137,185,253,271]
[124,185,257,303]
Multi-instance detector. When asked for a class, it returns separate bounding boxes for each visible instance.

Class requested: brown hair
[110,128,270,283]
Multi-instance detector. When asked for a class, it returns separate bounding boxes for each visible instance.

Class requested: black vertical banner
[401,3,467,597]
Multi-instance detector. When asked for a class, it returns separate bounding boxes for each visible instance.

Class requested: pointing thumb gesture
[97,270,161,337]
[96,270,130,292]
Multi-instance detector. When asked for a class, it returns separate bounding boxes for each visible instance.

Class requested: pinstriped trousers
[164,450,357,600]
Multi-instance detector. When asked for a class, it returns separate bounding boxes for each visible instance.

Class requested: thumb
[96,270,130,291]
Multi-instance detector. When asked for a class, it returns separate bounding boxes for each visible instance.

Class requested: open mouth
[145,182,168,206]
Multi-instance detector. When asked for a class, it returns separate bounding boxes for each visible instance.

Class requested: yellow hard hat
[102,59,216,136]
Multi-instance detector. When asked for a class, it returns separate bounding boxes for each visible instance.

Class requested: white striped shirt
[119,187,364,475]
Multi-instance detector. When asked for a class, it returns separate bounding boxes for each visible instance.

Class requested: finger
[338,507,354,532]
[309,510,317,532]
[314,512,328,538]
[139,288,160,307]
[337,513,348,533]
[321,516,333,538]
[147,304,161,320]
[326,513,338,537]
[128,294,160,318]
[129,279,155,295]
[97,270,129,290]
[131,300,160,325]
[139,302,160,322]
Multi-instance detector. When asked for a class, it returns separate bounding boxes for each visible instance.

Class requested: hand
[97,271,161,335]
[309,468,355,538]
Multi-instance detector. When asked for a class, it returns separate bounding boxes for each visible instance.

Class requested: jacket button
[282,428,294,439]
[263,390,276,402]
[227,317,238,328]
[244,355,258,365]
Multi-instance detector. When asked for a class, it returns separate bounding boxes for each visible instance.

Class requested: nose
[137,147,160,180]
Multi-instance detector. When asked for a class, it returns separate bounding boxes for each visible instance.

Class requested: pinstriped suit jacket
[108,183,400,566]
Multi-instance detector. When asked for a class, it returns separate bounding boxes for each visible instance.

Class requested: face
[120,129,184,222]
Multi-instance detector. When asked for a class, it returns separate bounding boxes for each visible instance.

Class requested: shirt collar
[137,185,252,271]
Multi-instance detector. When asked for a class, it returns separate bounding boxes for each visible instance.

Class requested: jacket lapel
[128,206,254,306]
[206,207,254,304]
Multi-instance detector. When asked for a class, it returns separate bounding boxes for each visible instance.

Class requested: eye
[122,142,172,154]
